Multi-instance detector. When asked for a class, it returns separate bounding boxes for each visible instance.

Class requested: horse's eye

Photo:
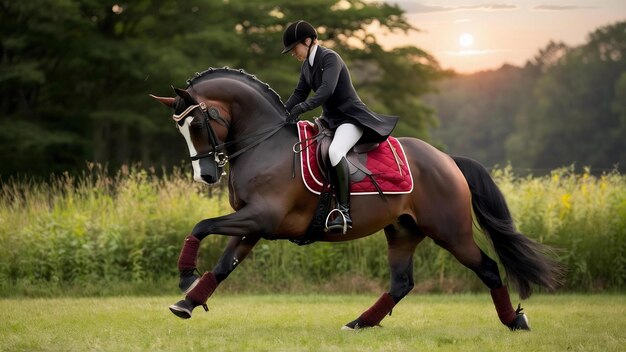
[189,118,204,130]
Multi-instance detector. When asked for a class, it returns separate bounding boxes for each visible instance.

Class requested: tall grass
[0,164,624,297]
[495,166,626,291]
[0,164,228,296]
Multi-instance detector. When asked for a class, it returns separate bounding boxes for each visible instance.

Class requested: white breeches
[328,123,364,166]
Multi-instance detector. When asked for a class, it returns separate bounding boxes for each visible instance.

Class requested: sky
[372,1,626,73]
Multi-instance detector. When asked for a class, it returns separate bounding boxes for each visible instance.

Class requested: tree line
[427,21,626,173]
[0,0,441,178]
[2,2,624,178]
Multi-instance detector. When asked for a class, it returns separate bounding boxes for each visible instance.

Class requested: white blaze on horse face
[177,116,205,184]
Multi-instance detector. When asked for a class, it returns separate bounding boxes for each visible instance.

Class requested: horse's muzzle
[200,174,218,184]
[194,158,221,184]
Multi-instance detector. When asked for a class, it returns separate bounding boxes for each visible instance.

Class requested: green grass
[1,165,624,297]
[1,294,624,351]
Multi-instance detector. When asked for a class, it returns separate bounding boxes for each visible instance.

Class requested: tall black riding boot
[326,157,352,234]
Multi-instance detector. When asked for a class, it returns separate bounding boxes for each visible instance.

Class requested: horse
[150,67,564,331]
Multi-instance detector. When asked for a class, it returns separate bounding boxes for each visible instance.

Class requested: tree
[426,64,537,167]
[427,21,625,172]
[0,0,442,178]
[508,21,626,170]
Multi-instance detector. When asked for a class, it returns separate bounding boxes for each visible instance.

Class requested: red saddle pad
[296,121,413,195]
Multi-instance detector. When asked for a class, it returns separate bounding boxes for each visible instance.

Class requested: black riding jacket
[285,46,398,143]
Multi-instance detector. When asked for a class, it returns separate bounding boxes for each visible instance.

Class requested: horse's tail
[452,156,565,299]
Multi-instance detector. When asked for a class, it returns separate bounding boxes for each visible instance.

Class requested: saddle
[295,120,413,196]
[290,120,413,246]
[313,119,380,186]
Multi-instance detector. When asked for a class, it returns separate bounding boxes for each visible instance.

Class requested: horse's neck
[196,77,290,153]
[228,126,298,184]
[233,104,284,134]
[229,88,288,138]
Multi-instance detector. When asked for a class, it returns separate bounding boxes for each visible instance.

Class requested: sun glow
[459,33,475,48]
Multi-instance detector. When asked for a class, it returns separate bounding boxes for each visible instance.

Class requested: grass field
[1,294,624,351]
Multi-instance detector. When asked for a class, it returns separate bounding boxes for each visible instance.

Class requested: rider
[282,20,399,233]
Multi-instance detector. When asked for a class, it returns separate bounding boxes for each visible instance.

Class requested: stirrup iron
[325,208,350,235]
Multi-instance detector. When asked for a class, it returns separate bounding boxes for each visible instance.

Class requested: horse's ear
[149,94,176,108]
[173,87,197,104]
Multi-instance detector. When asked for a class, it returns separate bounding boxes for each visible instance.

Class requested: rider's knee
[328,146,345,166]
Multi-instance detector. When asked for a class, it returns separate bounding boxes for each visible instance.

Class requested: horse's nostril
[201,174,216,183]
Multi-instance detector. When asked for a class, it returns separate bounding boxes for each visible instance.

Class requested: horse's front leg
[169,208,270,319]
[212,235,261,282]
[169,235,260,319]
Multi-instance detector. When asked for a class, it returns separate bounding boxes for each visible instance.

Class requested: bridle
[173,101,230,167]
[172,101,288,168]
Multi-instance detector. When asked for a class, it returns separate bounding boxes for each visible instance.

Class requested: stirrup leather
[325,208,351,235]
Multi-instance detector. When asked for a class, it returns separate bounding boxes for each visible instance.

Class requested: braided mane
[186,67,286,111]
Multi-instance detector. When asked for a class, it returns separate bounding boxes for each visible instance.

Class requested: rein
[174,102,287,166]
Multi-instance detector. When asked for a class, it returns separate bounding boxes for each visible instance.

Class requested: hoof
[179,273,199,293]
[169,299,194,319]
[341,318,376,330]
[508,313,531,331]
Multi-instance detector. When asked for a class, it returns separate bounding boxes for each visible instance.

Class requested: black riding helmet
[281,20,317,54]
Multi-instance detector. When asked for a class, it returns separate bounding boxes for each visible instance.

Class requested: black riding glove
[286,111,298,124]
[288,103,307,120]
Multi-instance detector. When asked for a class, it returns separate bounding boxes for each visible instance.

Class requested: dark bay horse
[151,67,563,331]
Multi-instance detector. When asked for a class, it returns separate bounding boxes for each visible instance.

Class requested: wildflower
[560,193,572,210]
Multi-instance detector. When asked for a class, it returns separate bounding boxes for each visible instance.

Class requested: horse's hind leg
[440,228,530,330]
[169,236,260,319]
[343,215,425,330]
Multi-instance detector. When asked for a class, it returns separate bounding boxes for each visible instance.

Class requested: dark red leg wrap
[359,293,396,326]
[491,286,516,325]
[177,235,201,271]
[186,272,218,305]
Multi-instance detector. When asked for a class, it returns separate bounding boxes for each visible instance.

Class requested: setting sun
[459,33,474,48]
